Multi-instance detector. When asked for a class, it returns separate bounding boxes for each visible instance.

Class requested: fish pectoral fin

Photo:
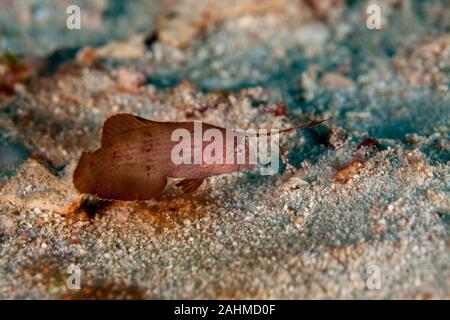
[176,178,205,194]
[96,172,167,201]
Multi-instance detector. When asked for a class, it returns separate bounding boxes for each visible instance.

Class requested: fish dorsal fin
[101,113,158,147]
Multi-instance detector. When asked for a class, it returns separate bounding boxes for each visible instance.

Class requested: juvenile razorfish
[73,113,325,201]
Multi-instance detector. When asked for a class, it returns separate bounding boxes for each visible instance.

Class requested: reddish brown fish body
[74,113,325,201]
[73,114,252,201]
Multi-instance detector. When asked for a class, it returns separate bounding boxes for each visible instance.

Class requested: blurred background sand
[0,0,448,299]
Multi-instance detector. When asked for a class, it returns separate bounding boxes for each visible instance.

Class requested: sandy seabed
[0,0,449,299]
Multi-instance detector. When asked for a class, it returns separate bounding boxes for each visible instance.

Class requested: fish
[73,113,325,201]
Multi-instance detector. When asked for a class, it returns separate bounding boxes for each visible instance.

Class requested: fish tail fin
[73,150,103,194]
